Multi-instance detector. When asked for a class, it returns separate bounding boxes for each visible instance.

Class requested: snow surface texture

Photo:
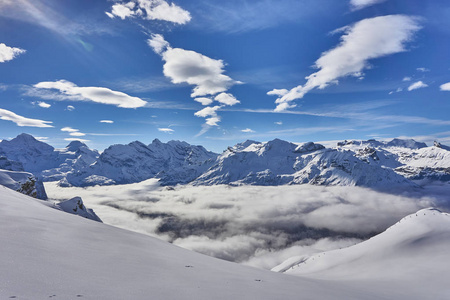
[45,180,445,270]
[2,186,450,299]
[1,134,449,188]
[275,208,450,299]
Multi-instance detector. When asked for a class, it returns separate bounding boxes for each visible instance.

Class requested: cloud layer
[33,80,147,108]
[0,43,26,63]
[268,15,421,112]
[106,0,191,25]
[0,108,53,127]
[46,181,442,269]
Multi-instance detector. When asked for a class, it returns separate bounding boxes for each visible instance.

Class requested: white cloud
[107,0,191,25]
[267,89,288,97]
[147,33,170,55]
[407,81,428,91]
[350,0,387,11]
[269,15,421,111]
[66,105,75,111]
[214,93,240,106]
[205,117,220,126]
[69,132,86,137]
[194,97,213,106]
[194,106,222,118]
[158,128,174,133]
[416,67,430,72]
[241,128,255,133]
[148,34,240,129]
[402,76,411,82]
[33,80,147,108]
[37,101,51,108]
[0,108,53,127]
[0,43,26,63]
[100,120,114,124]
[275,121,283,125]
[440,82,450,91]
[61,127,78,133]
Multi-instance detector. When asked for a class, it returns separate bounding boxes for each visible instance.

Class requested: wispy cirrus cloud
[106,0,191,25]
[30,80,147,108]
[61,127,86,137]
[268,15,422,112]
[0,108,53,127]
[100,120,114,124]
[0,43,26,63]
[349,0,387,11]
[158,128,174,134]
[407,81,428,91]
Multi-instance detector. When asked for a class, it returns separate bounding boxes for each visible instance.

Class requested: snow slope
[2,186,449,299]
[275,208,450,299]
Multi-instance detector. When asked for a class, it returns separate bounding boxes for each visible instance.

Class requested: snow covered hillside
[274,208,450,299]
[2,185,449,299]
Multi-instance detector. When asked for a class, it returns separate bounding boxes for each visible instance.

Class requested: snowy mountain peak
[294,142,325,153]
[0,133,54,152]
[65,140,88,152]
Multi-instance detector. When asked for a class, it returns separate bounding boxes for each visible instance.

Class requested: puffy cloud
[46,182,441,269]
[350,0,387,10]
[194,106,222,118]
[440,82,450,91]
[148,34,240,129]
[33,80,147,108]
[37,101,51,108]
[214,93,240,106]
[194,97,213,106]
[0,43,26,62]
[205,117,221,126]
[158,128,174,133]
[106,0,191,25]
[0,108,53,127]
[407,81,428,91]
[241,128,255,133]
[269,15,421,111]
[100,120,114,124]
[147,33,170,55]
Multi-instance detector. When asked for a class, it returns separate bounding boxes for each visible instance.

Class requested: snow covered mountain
[193,139,415,187]
[337,138,450,181]
[273,208,450,299]
[0,134,448,189]
[64,138,218,186]
[2,185,449,299]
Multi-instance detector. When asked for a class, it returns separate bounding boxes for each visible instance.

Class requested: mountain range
[1,133,449,194]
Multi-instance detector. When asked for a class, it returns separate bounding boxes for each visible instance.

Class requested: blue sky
[0,0,449,152]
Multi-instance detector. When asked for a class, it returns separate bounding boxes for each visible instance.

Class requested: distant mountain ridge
[0,133,449,189]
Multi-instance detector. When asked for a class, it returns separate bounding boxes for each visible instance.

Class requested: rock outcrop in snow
[56,196,102,222]
[0,169,47,199]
